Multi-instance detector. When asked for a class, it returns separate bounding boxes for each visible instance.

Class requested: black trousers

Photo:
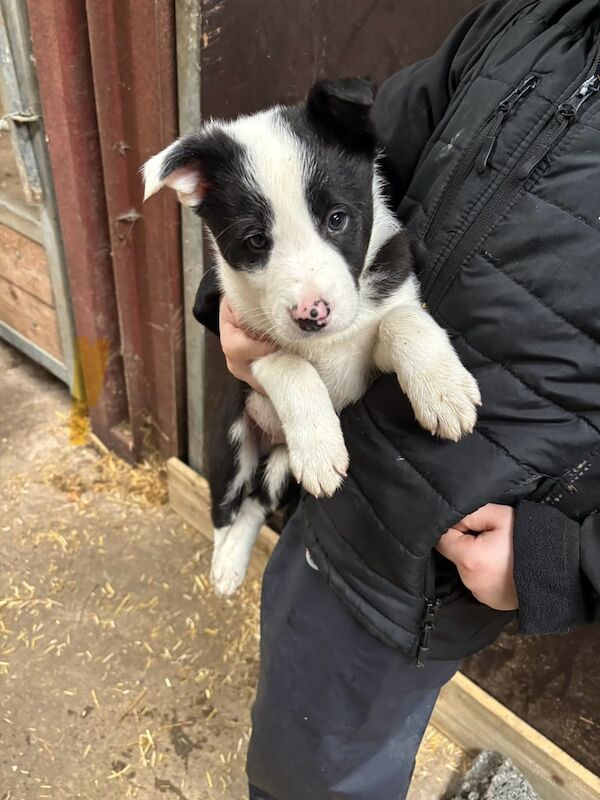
[247,515,460,800]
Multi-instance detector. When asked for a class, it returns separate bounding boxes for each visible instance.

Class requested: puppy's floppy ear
[307,77,377,153]
[142,135,211,207]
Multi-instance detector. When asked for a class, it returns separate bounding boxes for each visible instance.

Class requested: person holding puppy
[195,0,600,797]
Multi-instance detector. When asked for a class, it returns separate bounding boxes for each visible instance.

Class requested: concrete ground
[0,339,468,799]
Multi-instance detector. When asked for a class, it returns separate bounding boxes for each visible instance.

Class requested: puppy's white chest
[309,328,378,411]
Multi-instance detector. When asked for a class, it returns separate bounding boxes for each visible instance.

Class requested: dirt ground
[0,339,467,800]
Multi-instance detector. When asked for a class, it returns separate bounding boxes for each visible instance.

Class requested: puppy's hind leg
[209,413,261,594]
[211,447,291,597]
[211,495,268,597]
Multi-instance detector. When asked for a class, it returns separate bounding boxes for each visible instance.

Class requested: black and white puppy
[143,78,480,597]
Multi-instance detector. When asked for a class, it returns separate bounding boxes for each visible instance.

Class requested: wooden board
[432,669,600,799]
[0,223,53,303]
[167,456,600,800]
[0,274,63,360]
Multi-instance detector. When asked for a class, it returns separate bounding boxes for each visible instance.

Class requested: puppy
[143,78,480,596]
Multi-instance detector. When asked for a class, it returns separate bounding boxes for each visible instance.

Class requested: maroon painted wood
[26,1,131,458]
[85,0,184,458]
[199,0,480,119]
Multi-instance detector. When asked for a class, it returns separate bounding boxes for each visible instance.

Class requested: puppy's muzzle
[291,297,331,332]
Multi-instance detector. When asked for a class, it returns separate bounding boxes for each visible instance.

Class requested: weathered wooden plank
[176,0,205,473]
[0,7,42,204]
[27,0,132,459]
[432,672,600,800]
[0,274,62,359]
[86,0,184,458]
[3,0,77,389]
[0,223,53,304]
[0,193,42,244]
[0,319,67,382]
[167,457,279,560]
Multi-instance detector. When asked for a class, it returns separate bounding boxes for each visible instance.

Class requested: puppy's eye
[327,210,348,233]
[246,233,269,252]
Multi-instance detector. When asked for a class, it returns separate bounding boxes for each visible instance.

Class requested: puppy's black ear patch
[307,78,377,153]
[143,130,241,208]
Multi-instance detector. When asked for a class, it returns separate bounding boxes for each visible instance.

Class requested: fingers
[436,528,479,566]
[219,297,278,393]
[450,503,514,535]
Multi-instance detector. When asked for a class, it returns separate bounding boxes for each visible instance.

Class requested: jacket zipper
[425,68,599,313]
[422,74,538,248]
[475,74,539,173]
[416,558,441,667]
[416,598,441,668]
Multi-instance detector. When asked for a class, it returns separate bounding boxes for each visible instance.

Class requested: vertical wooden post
[26,0,131,458]
[85,0,185,458]
[176,0,205,473]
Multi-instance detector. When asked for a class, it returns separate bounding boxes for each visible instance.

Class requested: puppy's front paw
[411,365,481,441]
[287,421,349,498]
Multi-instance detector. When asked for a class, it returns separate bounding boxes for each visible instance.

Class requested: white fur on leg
[252,352,349,498]
[210,497,267,597]
[263,445,290,507]
[211,525,231,568]
[375,305,481,441]
[223,416,260,504]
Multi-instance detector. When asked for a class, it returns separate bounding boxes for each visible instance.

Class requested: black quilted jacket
[195,0,600,662]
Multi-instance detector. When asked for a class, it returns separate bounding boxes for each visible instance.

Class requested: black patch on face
[281,106,375,283]
[366,229,415,301]
[161,130,274,270]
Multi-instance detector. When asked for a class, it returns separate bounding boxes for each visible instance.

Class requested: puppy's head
[143,78,378,345]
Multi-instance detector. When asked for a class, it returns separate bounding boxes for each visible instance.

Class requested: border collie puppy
[143,78,480,597]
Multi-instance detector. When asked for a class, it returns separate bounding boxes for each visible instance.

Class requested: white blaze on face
[215,110,359,345]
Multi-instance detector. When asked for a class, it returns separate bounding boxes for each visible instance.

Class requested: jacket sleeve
[513,502,600,635]
[372,0,532,204]
[193,268,221,337]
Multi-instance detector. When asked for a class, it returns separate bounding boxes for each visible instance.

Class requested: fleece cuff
[513,500,588,635]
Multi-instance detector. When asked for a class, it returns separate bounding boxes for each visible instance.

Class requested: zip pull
[476,74,538,173]
[559,73,600,119]
[416,598,440,668]
[517,73,599,179]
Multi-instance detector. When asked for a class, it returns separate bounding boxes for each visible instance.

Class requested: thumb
[436,527,478,564]
[459,503,502,534]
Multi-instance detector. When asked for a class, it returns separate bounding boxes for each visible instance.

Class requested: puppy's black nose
[297,316,328,332]
[291,298,331,332]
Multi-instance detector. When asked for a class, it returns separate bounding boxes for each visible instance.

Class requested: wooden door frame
[176,0,206,473]
[0,0,77,388]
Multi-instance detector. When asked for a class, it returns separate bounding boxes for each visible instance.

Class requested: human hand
[436,503,518,611]
[219,297,277,393]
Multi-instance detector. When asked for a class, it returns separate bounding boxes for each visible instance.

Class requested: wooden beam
[0,194,42,245]
[0,319,67,383]
[86,0,184,459]
[27,0,132,459]
[0,223,53,304]
[2,0,77,390]
[168,454,600,800]
[0,274,62,359]
[432,670,600,800]
[167,457,279,560]
[175,0,206,473]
